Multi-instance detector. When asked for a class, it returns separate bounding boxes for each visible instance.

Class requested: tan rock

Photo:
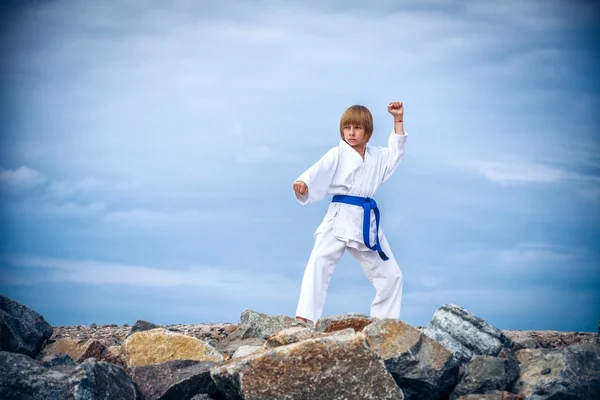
[211,331,403,400]
[123,328,224,367]
[316,313,373,333]
[40,337,87,361]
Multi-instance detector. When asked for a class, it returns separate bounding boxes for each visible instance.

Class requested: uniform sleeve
[294,147,339,205]
[381,129,408,183]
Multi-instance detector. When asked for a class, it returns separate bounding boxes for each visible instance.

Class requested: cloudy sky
[1,0,598,332]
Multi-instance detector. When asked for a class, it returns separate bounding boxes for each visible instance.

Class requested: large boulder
[67,357,139,399]
[511,343,600,399]
[123,328,223,367]
[315,313,373,333]
[457,394,524,400]
[0,351,68,399]
[424,304,512,363]
[127,359,217,400]
[0,350,139,399]
[363,318,459,400]
[450,351,520,400]
[211,331,404,400]
[0,295,53,358]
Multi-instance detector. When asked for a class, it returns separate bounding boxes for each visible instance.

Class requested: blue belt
[331,194,389,261]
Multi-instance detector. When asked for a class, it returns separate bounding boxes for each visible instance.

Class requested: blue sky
[1,0,598,332]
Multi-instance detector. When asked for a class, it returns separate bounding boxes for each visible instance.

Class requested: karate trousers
[295,222,403,323]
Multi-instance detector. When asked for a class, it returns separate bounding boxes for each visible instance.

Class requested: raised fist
[388,101,404,117]
[293,180,308,196]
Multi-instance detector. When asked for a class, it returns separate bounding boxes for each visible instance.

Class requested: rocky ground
[48,323,597,356]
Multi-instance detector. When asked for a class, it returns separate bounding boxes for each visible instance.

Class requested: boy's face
[343,123,367,149]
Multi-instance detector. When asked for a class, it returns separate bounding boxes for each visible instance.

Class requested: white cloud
[0,166,47,191]
[47,176,101,197]
[2,254,297,300]
[462,159,599,186]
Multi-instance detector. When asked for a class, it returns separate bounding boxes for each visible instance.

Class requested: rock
[232,345,263,359]
[450,351,520,400]
[41,353,77,368]
[315,313,373,333]
[0,351,139,399]
[238,309,300,339]
[503,329,597,350]
[215,325,266,358]
[90,323,97,329]
[211,331,404,400]
[39,337,123,366]
[457,393,524,400]
[0,350,70,399]
[264,326,337,348]
[67,358,139,399]
[123,328,223,367]
[190,394,212,400]
[512,343,600,399]
[0,295,53,358]
[129,319,161,336]
[127,359,217,400]
[424,304,512,363]
[363,318,459,400]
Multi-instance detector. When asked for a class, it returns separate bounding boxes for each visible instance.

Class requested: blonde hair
[339,105,374,142]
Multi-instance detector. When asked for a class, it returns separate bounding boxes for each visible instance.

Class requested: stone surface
[211,331,404,400]
[363,318,459,400]
[129,319,161,336]
[232,345,263,359]
[0,350,69,399]
[41,353,77,368]
[0,295,53,358]
[128,359,217,400]
[511,343,600,399]
[123,328,224,367]
[215,325,266,358]
[39,337,123,366]
[457,393,524,400]
[238,309,300,339]
[67,358,139,399]
[424,304,512,363]
[503,329,597,350]
[315,313,373,333]
[450,352,520,400]
[0,350,139,399]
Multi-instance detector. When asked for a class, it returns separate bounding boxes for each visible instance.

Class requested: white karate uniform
[295,129,408,323]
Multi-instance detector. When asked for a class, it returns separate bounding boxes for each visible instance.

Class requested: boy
[293,102,407,326]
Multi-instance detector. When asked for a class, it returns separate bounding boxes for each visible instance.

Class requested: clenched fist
[388,101,404,117]
[293,180,308,196]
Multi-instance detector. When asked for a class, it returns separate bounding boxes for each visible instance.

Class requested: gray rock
[363,319,459,400]
[0,350,69,399]
[66,358,139,399]
[211,331,404,400]
[238,309,299,339]
[128,359,217,400]
[511,343,600,399]
[190,395,212,400]
[129,319,160,336]
[456,393,524,400]
[214,327,266,358]
[423,304,512,363]
[0,295,53,358]
[41,353,77,368]
[450,351,520,400]
[0,351,138,399]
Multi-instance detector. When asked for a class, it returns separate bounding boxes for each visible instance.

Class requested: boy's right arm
[293,147,339,205]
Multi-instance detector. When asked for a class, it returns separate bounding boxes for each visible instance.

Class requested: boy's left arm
[381,101,408,183]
